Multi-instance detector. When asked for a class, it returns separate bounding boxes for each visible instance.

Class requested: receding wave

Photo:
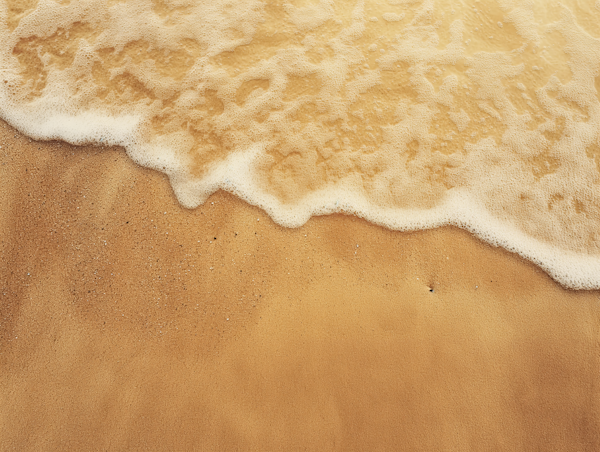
[1,0,600,288]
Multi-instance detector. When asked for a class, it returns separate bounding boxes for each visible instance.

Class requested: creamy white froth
[1,0,600,288]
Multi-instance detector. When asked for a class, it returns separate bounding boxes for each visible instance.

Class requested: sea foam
[1,0,600,289]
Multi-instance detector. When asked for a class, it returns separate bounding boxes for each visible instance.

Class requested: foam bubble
[382,13,405,23]
[2,0,600,289]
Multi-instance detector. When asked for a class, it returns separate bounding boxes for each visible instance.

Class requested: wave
[1,0,600,288]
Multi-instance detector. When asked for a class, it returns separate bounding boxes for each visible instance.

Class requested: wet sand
[1,117,599,451]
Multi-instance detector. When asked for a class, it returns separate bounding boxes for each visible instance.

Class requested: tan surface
[1,118,600,451]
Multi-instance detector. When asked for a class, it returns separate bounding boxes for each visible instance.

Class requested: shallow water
[1,0,600,288]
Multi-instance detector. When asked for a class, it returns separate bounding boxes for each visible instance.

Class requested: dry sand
[1,117,599,450]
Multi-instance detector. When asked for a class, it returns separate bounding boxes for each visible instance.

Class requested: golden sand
[1,119,599,450]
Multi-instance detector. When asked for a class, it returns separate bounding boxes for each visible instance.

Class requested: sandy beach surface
[1,117,600,450]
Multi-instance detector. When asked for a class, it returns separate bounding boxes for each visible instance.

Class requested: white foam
[2,0,600,290]
[382,13,405,23]
[284,0,335,32]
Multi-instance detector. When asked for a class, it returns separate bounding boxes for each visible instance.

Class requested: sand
[1,116,599,450]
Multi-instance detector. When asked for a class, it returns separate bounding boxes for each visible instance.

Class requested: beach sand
[1,117,600,450]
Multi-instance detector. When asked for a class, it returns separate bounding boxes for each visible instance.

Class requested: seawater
[2,0,600,289]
